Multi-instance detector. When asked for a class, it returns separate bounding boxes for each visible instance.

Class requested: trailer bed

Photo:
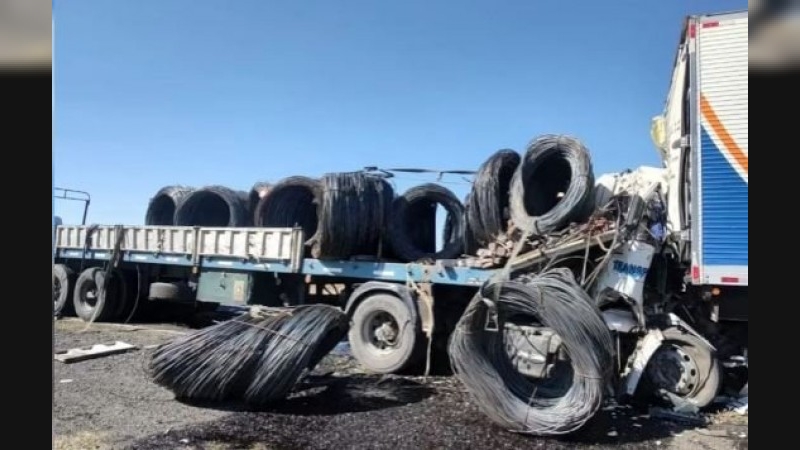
[54,224,616,287]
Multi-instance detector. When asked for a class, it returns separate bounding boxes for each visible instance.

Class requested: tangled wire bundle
[467,149,521,247]
[449,268,614,435]
[509,135,595,236]
[310,172,394,259]
[387,183,466,261]
[145,185,194,225]
[149,304,348,405]
[254,176,322,244]
[174,185,251,227]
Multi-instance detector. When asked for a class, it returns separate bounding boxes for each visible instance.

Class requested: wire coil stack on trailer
[509,135,595,236]
[387,183,466,261]
[311,172,394,259]
[174,185,251,227]
[467,149,521,247]
[145,185,195,225]
[254,176,322,243]
[449,268,614,435]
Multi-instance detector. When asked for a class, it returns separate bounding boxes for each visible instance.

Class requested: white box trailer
[654,10,748,288]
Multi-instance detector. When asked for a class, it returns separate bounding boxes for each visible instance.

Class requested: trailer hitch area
[503,323,564,379]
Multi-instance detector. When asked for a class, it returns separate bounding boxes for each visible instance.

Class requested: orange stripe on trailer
[700,94,749,175]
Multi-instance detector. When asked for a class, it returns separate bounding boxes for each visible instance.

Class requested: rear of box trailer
[689,11,748,287]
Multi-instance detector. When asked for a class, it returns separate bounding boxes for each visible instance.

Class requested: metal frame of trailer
[54,225,617,290]
[54,223,617,375]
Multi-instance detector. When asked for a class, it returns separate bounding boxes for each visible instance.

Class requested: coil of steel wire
[149,305,348,404]
[449,268,614,435]
[174,185,251,227]
[310,172,394,259]
[254,176,322,244]
[509,135,595,236]
[244,305,349,404]
[248,181,272,222]
[386,183,466,261]
[467,149,521,246]
[145,185,194,225]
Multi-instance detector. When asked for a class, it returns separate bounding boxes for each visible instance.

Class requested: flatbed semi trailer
[53,223,616,375]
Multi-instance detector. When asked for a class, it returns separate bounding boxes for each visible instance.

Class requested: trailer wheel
[73,267,127,322]
[349,293,423,374]
[53,264,75,316]
[640,327,722,408]
[99,269,131,321]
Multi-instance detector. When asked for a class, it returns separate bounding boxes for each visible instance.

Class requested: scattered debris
[714,394,749,415]
[649,407,707,426]
[735,400,748,415]
[695,428,729,437]
[607,430,618,437]
[55,341,137,363]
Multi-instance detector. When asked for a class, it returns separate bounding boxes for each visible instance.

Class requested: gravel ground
[54,318,748,450]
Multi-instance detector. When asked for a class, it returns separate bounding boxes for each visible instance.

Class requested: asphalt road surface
[54,318,748,450]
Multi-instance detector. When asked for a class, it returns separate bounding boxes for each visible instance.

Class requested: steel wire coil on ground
[244,305,349,404]
[509,135,595,236]
[145,185,194,225]
[174,185,251,227]
[149,305,348,405]
[254,176,322,244]
[248,182,272,222]
[387,183,466,261]
[467,149,521,246]
[448,268,614,435]
[310,172,394,259]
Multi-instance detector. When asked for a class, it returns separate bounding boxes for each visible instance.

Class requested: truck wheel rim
[365,311,400,350]
[647,344,700,396]
[85,287,99,308]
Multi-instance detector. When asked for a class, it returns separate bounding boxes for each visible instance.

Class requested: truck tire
[73,267,127,322]
[348,293,423,374]
[97,269,131,321]
[53,264,75,316]
[641,327,722,408]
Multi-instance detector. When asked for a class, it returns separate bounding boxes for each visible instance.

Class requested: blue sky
[53,0,747,225]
